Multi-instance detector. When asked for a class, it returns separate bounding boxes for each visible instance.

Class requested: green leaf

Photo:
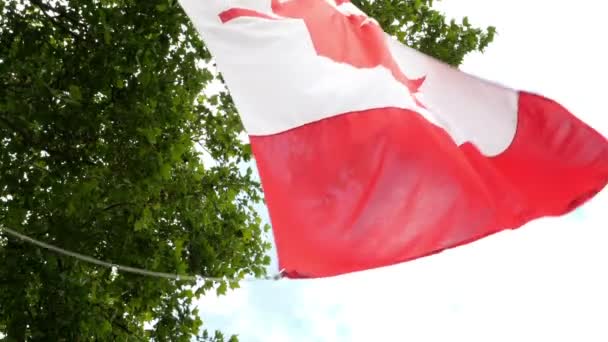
[216,282,228,296]
[242,229,252,241]
[134,218,145,232]
[160,163,171,179]
[68,85,82,102]
[100,320,112,334]
[104,29,112,45]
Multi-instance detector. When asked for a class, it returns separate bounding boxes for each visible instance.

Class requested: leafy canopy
[0,0,494,341]
[353,0,496,66]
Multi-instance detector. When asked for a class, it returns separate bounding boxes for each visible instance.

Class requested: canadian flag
[178,0,608,278]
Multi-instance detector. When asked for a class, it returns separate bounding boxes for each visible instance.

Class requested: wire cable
[0,225,284,282]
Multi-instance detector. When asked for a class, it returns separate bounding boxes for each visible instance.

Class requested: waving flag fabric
[178,0,608,278]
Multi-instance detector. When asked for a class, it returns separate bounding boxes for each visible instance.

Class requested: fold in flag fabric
[178,0,608,278]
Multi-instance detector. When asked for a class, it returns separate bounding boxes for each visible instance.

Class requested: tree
[353,0,496,66]
[0,0,270,340]
[0,0,495,340]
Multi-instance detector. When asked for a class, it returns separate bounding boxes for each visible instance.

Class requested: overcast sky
[195,1,608,341]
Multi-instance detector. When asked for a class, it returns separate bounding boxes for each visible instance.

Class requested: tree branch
[0,115,33,142]
[29,0,84,40]
[103,202,133,212]
[28,0,85,28]
[92,303,146,341]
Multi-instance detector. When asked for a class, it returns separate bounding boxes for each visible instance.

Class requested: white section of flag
[180,0,518,156]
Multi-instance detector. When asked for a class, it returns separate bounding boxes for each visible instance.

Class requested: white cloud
[436,0,608,135]
[196,193,608,341]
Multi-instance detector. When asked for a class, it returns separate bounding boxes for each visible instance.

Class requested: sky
[194,1,608,341]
